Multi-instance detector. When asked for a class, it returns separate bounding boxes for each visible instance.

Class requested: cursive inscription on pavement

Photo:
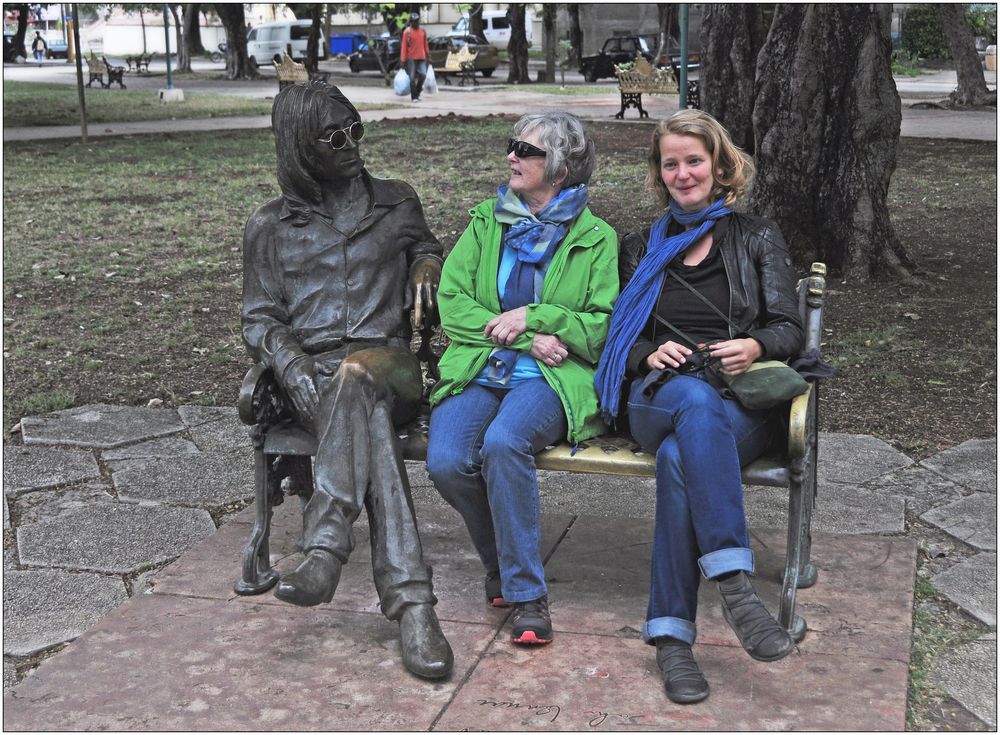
[476,698,561,724]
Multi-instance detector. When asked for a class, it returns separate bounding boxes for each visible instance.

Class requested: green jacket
[430,198,619,444]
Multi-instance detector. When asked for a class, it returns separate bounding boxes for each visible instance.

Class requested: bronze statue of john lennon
[241,81,452,680]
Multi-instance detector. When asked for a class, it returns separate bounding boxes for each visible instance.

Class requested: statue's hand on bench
[410,259,441,329]
[282,357,319,427]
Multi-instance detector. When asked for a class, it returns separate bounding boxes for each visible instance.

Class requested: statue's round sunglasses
[317,122,365,150]
[507,138,547,158]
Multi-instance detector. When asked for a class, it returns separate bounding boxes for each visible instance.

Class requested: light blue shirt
[474,242,548,387]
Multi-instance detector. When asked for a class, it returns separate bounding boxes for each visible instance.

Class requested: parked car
[447,9,532,50]
[579,36,654,82]
[3,32,16,63]
[246,19,327,68]
[428,35,499,77]
[348,37,400,74]
[45,37,69,59]
[653,35,701,72]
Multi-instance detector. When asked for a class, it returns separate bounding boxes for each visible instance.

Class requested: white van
[246,20,327,67]
[448,10,533,50]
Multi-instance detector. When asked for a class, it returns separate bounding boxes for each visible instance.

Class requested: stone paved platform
[2,404,996,729]
[4,497,916,731]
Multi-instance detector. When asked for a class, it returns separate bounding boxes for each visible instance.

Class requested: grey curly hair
[512,111,596,188]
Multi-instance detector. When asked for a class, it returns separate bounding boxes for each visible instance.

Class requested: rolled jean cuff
[698,547,755,580]
[642,616,696,646]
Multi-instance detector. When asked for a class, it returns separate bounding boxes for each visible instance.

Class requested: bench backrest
[615,55,677,94]
[274,52,309,84]
[443,45,477,72]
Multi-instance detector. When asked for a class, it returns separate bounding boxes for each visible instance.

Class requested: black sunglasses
[318,121,365,150]
[507,138,547,158]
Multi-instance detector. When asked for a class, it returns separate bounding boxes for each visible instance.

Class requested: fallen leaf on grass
[903,313,921,320]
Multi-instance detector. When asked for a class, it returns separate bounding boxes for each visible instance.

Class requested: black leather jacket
[619,212,804,376]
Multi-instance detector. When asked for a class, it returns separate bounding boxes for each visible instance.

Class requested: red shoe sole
[489,596,511,608]
[512,630,552,645]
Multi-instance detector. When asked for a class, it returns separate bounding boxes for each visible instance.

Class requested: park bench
[235,262,829,643]
[102,56,127,89]
[126,52,152,73]
[614,55,699,119]
[84,52,107,88]
[274,52,330,90]
[439,44,479,87]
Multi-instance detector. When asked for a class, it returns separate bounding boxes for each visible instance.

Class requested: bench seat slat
[262,421,789,488]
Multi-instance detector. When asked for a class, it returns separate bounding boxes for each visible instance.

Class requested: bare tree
[168,4,190,72]
[699,4,766,153]
[215,2,259,79]
[506,3,530,83]
[183,4,206,56]
[654,4,676,59]
[542,3,555,82]
[566,3,582,66]
[938,3,997,106]
[288,2,323,72]
[750,4,914,281]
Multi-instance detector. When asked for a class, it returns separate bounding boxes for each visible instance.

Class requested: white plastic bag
[424,64,438,95]
[393,67,410,96]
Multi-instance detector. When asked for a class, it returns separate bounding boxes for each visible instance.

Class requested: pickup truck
[579,35,700,82]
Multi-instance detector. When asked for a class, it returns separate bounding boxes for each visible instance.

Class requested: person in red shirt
[400,12,430,102]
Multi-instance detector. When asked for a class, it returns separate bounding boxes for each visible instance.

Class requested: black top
[628,218,733,377]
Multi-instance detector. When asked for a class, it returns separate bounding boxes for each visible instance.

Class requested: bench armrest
[238,363,294,427]
[786,383,814,460]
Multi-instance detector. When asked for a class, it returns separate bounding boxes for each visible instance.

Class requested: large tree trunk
[170,4,190,72]
[566,4,582,67]
[139,7,147,54]
[13,4,29,59]
[288,3,322,72]
[542,4,555,82]
[506,4,530,84]
[699,4,766,154]
[938,4,996,106]
[655,4,676,60]
[215,3,259,79]
[183,5,205,56]
[750,4,913,282]
[470,4,485,41]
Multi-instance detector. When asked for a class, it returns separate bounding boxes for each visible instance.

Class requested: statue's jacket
[241,171,443,381]
[430,197,619,445]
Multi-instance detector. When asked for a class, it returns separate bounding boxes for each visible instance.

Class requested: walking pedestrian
[400,12,429,102]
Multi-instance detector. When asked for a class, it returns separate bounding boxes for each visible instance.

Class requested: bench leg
[778,386,818,642]
[234,428,281,595]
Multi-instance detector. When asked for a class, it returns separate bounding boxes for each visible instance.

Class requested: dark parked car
[46,38,69,59]
[653,35,701,72]
[348,37,400,74]
[579,36,653,82]
[427,34,499,77]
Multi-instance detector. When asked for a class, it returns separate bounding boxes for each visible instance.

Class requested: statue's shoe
[274,549,342,607]
[399,603,454,680]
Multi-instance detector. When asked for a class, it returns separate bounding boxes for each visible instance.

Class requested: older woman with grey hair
[425,111,619,645]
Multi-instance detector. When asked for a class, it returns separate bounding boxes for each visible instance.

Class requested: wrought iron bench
[102,56,127,89]
[614,55,699,119]
[235,262,829,643]
[84,52,108,88]
[126,52,152,73]
[440,44,479,87]
[274,52,329,90]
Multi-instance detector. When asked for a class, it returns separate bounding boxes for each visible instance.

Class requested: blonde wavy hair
[645,109,755,209]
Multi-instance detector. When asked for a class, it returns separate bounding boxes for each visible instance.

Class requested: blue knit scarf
[485,183,590,383]
[594,199,732,418]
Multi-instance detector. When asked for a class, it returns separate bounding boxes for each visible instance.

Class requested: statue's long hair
[272,81,361,227]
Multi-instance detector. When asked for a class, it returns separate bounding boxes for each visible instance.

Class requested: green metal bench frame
[235,262,828,642]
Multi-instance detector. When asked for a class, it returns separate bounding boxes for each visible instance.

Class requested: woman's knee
[655,437,685,485]
[481,423,532,463]
[425,435,476,492]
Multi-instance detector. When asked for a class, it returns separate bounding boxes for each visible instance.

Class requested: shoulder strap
[665,267,742,333]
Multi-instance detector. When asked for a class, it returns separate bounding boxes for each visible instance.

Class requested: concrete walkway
[2,404,996,728]
[3,62,997,142]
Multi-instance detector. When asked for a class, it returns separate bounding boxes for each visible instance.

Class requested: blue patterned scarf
[485,183,590,383]
[594,199,732,418]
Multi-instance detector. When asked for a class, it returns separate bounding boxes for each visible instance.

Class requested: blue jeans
[405,59,427,100]
[627,371,772,645]
[426,379,567,603]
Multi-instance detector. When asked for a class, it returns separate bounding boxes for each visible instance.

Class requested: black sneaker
[511,596,553,645]
[655,637,710,704]
[485,571,510,608]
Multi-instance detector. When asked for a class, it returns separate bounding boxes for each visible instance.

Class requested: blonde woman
[595,109,803,703]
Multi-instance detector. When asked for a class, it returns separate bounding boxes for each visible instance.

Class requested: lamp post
[159,3,183,102]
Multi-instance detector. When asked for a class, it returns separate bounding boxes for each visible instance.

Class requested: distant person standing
[400,12,429,102]
[31,32,46,66]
